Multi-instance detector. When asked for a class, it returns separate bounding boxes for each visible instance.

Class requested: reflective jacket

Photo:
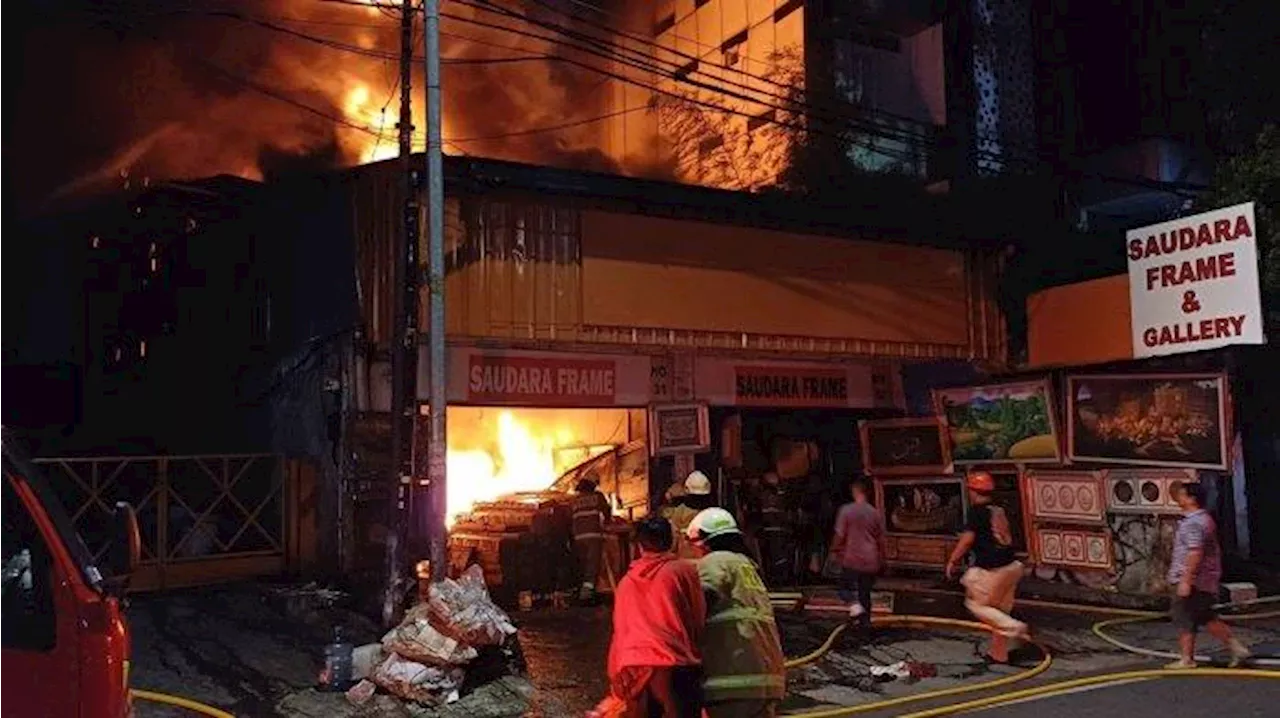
[660,504,701,560]
[696,551,786,701]
[572,491,610,540]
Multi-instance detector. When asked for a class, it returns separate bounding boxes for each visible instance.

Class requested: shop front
[681,356,904,586]
[431,346,653,600]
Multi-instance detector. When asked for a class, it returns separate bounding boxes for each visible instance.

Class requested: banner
[465,355,617,406]
[1126,202,1264,358]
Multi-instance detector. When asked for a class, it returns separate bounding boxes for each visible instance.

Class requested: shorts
[1171,590,1218,631]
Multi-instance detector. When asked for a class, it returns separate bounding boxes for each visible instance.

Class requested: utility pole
[384,0,420,627]
[422,0,448,582]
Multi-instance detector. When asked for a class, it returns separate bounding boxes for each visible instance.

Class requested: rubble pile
[346,565,519,709]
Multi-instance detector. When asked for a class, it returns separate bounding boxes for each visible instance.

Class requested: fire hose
[130,689,236,718]
[779,600,1280,717]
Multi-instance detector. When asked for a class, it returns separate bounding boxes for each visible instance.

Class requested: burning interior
[445,406,649,600]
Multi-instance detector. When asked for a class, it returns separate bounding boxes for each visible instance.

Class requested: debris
[353,643,386,681]
[346,679,378,706]
[422,565,519,646]
[382,618,478,666]
[370,652,465,706]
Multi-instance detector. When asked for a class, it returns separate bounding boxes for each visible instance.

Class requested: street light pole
[422,0,448,582]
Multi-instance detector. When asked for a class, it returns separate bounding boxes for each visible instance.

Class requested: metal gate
[33,454,293,591]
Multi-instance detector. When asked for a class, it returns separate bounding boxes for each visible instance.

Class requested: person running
[830,479,886,628]
[685,508,786,718]
[1166,481,1251,668]
[600,516,707,718]
[944,471,1029,663]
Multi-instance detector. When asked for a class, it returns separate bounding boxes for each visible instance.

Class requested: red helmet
[966,471,995,493]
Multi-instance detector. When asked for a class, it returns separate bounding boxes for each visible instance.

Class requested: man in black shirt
[944,472,1029,663]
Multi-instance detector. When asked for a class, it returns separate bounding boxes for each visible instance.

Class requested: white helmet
[686,507,740,543]
[684,470,712,496]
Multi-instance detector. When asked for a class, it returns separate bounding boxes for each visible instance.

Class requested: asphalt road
[972,675,1277,717]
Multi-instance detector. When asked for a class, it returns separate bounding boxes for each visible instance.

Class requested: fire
[445,410,619,527]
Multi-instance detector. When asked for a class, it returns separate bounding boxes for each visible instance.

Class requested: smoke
[9,0,640,210]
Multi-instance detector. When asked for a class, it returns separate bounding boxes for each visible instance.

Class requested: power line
[449,105,643,142]
[441,3,928,167]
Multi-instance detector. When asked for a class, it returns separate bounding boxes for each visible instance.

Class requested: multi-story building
[603,0,1039,190]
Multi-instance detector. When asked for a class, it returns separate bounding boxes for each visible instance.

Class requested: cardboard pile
[346,565,519,708]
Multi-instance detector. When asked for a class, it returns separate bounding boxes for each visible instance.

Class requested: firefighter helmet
[686,507,740,543]
[966,471,996,493]
[684,470,712,496]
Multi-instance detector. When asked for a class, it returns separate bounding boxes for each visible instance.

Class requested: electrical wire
[438,6,928,167]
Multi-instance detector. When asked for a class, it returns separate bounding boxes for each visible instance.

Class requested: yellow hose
[783,615,1052,717]
[1092,609,1280,665]
[131,689,236,718]
[894,667,1280,718]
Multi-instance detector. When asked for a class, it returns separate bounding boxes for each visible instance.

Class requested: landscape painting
[933,380,1061,464]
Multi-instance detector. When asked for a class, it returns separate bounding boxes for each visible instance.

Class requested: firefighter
[757,471,793,587]
[661,471,715,559]
[685,508,786,718]
[573,475,612,603]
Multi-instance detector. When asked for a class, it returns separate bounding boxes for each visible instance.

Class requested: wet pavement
[126,582,1280,718]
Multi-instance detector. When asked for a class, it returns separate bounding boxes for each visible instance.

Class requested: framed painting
[933,379,1062,464]
[859,418,952,476]
[648,402,710,456]
[1025,470,1107,525]
[1031,526,1114,572]
[1066,374,1229,470]
[874,477,966,538]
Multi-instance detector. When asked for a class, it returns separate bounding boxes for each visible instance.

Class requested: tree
[1202,125,1280,300]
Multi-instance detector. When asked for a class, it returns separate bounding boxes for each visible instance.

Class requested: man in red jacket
[599,516,707,718]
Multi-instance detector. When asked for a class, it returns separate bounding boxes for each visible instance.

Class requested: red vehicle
[2,434,141,718]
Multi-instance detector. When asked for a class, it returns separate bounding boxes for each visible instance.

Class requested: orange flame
[445,410,618,527]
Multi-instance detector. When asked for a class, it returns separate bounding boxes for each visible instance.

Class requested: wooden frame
[859,418,952,476]
[1024,470,1107,526]
[1104,467,1198,515]
[874,476,967,539]
[933,379,1062,465]
[1030,526,1115,572]
[1065,373,1230,470]
[648,402,710,456]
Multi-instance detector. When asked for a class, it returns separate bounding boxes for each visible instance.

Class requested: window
[722,29,748,67]
[2,477,57,651]
[698,134,725,159]
[654,12,676,36]
[747,110,776,133]
[774,0,803,23]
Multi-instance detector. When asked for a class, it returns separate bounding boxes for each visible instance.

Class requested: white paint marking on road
[953,677,1154,714]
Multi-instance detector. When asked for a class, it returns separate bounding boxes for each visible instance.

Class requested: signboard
[1126,202,1264,358]
[734,365,849,407]
[693,358,897,409]
[859,418,952,475]
[649,402,711,456]
[466,355,617,405]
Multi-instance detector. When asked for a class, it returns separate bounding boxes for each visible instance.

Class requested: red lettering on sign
[1140,315,1247,348]
[1143,252,1237,291]
[467,355,617,406]
[1129,213,1252,261]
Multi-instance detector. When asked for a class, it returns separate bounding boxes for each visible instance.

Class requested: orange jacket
[607,553,706,678]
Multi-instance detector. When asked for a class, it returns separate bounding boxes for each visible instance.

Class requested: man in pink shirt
[830,480,887,627]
